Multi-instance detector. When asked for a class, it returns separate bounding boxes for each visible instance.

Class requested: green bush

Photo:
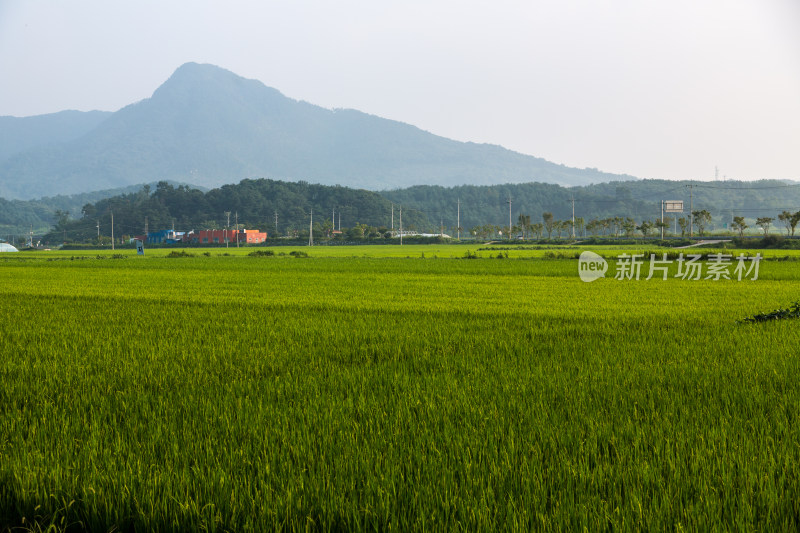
[166,250,195,258]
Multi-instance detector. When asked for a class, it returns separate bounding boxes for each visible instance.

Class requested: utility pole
[274,211,278,238]
[571,194,576,239]
[225,211,231,248]
[661,200,665,240]
[235,212,239,248]
[391,204,394,237]
[440,217,444,237]
[308,209,314,246]
[457,199,461,240]
[97,220,101,242]
[338,211,341,232]
[688,184,694,237]
[111,211,115,250]
[144,216,149,237]
[507,197,512,240]
[29,225,33,248]
[399,206,403,246]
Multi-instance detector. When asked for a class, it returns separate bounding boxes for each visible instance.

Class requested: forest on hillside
[382,179,800,234]
[39,179,429,245]
[5,177,800,246]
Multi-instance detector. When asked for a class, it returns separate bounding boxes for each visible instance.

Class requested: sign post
[664,200,684,237]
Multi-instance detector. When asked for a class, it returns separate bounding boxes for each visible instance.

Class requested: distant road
[675,239,732,249]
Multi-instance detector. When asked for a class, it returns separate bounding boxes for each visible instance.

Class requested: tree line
[13,177,800,245]
[41,179,430,245]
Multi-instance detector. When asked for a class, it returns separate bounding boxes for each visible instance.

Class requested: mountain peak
[0,63,636,199]
[170,62,237,82]
[150,62,285,107]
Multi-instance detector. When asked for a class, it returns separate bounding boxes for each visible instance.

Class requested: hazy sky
[1,0,798,181]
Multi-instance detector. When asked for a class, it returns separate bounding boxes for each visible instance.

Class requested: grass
[1,246,799,530]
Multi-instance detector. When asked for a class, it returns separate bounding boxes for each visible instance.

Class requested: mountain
[0,63,636,200]
[0,110,111,161]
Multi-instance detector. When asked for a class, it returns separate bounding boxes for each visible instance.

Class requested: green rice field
[1,244,799,531]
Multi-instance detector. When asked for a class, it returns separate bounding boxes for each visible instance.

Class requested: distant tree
[53,210,71,231]
[612,217,623,236]
[81,203,97,218]
[692,210,711,236]
[732,216,748,238]
[518,214,531,240]
[561,220,574,239]
[622,218,636,237]
[321,218,334,238]
[637,220,654,238]
[655,218,669,237]
[678,217,688,237]
[756,217,773,236]
[531,223,544,239]
[574,217,585,237]
[542,212,556,239]
[554,221,563,239]
[778,210,793,236]
[470,226,487,240]
[791,211,800,237]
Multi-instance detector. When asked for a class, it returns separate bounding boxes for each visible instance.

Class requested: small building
[182,229,267,244]
[238,229,268,244]
[146,230,185,244]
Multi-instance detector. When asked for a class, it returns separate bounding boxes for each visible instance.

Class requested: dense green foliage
[0,182,189,238]
[382,179,800,234]
[41,179,429,243]
[1,246,799,530]
[5,176,800,245]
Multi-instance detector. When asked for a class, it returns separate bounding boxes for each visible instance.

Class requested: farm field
[12,241,800,260]
[1,245,800,530]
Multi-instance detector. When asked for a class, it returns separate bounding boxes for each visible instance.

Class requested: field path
[674,239,732,248]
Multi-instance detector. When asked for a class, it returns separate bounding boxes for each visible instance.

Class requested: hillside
[0,110,111,161]
[381,179,800,232]
[42,179,428,244]
[0,181,200,238]
[21,177,800,245]
[0,62,634,200]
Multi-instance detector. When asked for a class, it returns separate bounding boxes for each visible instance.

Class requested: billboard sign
[664,200,684,213]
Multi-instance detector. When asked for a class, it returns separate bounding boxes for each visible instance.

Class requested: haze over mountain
[0,63,636,200]
[0,110,111,161]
